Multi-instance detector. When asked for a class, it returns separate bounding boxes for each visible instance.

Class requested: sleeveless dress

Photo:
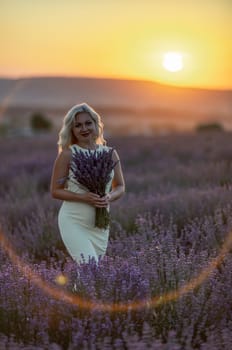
[58,144,114,264]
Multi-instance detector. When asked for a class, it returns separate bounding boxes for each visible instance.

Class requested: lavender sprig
[70,147,118,229]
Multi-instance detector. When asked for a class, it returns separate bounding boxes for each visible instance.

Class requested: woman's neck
[76,141,98,150]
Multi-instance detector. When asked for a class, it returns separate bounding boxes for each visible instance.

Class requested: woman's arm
[107,149,125,202]
[50,149,82,201]
[50,149,107,207]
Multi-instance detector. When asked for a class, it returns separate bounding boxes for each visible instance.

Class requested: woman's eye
[86,121,92,125]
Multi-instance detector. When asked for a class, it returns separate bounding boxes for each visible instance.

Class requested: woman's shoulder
[101,145,119,160]
[58,148,72,160]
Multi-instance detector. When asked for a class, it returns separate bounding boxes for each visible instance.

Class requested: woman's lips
[81,132,90,137]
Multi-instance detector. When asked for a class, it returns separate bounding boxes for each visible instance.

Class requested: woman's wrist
[106,192,113,202]
[107,186,125,202]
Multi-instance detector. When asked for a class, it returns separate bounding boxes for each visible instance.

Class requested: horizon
[0,74,231,93]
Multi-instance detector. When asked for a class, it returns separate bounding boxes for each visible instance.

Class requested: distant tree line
[30,112,52,132]
[195,122,224,133]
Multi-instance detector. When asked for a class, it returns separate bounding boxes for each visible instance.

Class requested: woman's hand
[81,192,110,208]
[103,193,112,204]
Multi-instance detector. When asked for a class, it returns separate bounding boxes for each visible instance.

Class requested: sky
[1,0,232,90]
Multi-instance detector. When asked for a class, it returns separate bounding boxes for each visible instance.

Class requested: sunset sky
[1,0,232,90]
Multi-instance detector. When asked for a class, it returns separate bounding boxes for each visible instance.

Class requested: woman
[50,103,125,264]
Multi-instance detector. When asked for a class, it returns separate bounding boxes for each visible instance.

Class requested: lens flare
[55,274,68,286]
[0,227,231,313]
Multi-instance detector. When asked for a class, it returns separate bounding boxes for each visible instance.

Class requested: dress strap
[69,144,79,153]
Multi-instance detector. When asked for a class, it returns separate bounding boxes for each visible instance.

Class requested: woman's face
[72,112,97,143]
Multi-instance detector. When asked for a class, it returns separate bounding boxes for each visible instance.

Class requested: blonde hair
[57,103,106,152]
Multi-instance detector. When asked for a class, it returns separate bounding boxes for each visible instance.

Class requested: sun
[162,52,183,72]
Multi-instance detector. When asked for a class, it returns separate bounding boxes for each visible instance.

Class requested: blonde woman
[50,103,125,264]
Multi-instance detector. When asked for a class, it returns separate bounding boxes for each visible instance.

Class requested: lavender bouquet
[70,147,118,229]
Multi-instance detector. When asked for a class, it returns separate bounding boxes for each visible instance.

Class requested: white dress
[58,144,114,264]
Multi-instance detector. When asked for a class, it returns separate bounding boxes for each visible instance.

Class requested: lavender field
[1,132,232,349]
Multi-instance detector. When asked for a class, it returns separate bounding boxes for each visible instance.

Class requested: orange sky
[1,0,232,90]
